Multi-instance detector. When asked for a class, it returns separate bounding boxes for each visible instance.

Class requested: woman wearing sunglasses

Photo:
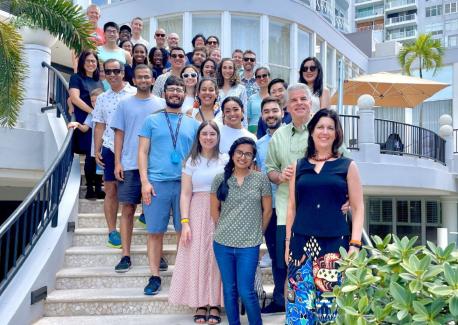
[299,57,330,114]
[181,65,200,113]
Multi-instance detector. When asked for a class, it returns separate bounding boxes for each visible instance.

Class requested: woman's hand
[347,245,360,256]
[284,242,290,265]
[180,223,192,247]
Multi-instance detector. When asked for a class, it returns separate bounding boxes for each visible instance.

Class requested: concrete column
[17,27,56,131]
[221,11,231,58]
[149,17,158,47]
[182,12,192,53]
[440,196,458,245]
[260,15,269,66]
[452,62,458,129]
[358,95,381,162]
[290,23,298,86]
[321,40,328,87]
[310,32,316,58]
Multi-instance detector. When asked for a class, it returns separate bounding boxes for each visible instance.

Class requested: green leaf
[358,296,369,313]
[409,280,423,293]
[429,285,452,296]
[341,306,359,316]
[397,309,408,320]
[356,316,367,325]
[412,301,429,316]
[390,282,411,307]
[450,295,458,316]
[342,285,359,293]
[443,263,457,286]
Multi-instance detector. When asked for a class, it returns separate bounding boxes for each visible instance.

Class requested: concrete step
[64,244,267,268]
[55,265,273,290]
[44,286,274,317]
[79,199,142,214]
[76,213,174,229]
[34,312,285,324]
[73,227,178,246]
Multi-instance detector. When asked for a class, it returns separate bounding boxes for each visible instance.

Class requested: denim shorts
[143,180,181,234]
[117,169,141,205]
[101,146,116,182]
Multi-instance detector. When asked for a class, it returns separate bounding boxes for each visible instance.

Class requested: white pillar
[321,40,328,88]
[260,15,269,66]
[358,95,381,162]
[441,196,458,245]
[221,11,231,58]
[17,27,56,131]
[452,62,458,129]
[290,23,298,86]
[149,17,158,48]
[310,32,316,58]
[182,12,192,53]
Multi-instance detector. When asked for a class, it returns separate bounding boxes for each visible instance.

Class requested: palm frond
[11,0,95,53]
[0,21,26,127]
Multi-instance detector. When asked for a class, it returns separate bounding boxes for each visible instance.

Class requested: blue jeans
[213,241,262,325]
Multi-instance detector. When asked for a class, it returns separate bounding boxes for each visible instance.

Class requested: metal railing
[0,62,74,294]
[385,0,416,10]
[355,7,384,19]
[386,29,417,40]
[375,118,445,164]
[386,13,416,25]
[340,114,360,150]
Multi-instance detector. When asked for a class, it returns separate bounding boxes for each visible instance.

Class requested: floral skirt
[286,235,349,325]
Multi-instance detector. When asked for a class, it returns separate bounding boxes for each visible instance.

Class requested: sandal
[193,307,208,324]
[208,306,222,324]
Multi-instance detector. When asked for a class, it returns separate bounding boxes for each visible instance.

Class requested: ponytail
[216,159,234,201]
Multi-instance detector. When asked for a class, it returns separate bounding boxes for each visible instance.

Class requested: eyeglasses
[256,73,269,79]
[182,73,198,78]
[302,66,317,72]
[234,150,254,159]
[243,57,256,62]
[170,53,185,59]
[155,33,165,37]
[166,87,184,93]
[207,41,218,45]
[105,69,122,75]
[105,29,118,34]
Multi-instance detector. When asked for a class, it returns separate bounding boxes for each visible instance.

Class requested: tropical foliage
[398,33,445,79]
[0,0,94,127]
[330,234,458,324]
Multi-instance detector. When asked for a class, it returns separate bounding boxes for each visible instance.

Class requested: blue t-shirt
[139,112,199,182]
[247,93,262,127]
[110,95,165,171]
[256,133,277,208]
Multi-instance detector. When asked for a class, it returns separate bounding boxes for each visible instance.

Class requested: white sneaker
[259,252,272,268]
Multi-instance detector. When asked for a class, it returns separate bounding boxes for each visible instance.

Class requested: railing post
[439,114,454,169]
[357,95,381,162]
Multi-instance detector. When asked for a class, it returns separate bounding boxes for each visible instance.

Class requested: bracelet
[350,239,362,246]
[180,218,189,224]
[349,242,362,249]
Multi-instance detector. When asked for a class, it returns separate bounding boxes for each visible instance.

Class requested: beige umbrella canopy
[330,72,448,107]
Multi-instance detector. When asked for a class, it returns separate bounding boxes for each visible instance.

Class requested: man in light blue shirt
[138,75,199,296]
[110,65,165,273]
[255,96,287,314]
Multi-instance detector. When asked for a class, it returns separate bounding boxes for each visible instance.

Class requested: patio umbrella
[330,72,448,107]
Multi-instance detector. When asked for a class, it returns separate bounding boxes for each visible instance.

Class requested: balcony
[385,0,417,13]
[355,0,384,7]
[355,8,385,21]
[386,29,417,41]
[385,13,417,28]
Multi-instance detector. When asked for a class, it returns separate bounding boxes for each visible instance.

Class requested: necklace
[312,153,334,162]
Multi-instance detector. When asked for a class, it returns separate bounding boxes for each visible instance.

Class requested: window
[231,15,260,56]
[268,19,290,82]
[193,14,221,44]
[445,2,458,14]
[157,15,183,46]
[298,29,310,66]
[426,5,443,17]
[425,22,443,36]
[448,34,458,47]
[445,19,458,31]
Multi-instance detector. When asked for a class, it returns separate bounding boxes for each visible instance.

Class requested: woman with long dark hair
[210,137,272,325]
[187,78,221,123]
[298,57,330,114]
[169,121,227,324]
[148,47,168,78]
[69,50,104,199]
[201,58,217,79]
[285,108,364,324]
[180,65,200,113]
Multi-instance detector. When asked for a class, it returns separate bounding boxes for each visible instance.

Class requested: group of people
[67,4,365,325]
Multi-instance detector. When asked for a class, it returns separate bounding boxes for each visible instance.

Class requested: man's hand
[341,200,351,214]
[279,165,294,183]
[141,182,156,205]
[95,151,105,168]
[114,162,124,181]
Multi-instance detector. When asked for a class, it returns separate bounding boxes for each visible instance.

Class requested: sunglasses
[155,33,165,37]
[302,66,317,72]
[256,73,269,79]
[171,53,185,59]
[207,41,218,45]
[105,69,122,75]
[243,57,256,62]
[182,72,198,78]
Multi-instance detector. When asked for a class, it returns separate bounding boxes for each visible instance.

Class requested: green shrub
[330,234,458,324]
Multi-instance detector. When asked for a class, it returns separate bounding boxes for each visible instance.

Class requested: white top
[183,154,229,192]
[218,124,257,154]
[131,36,150,48]
[181,95,195,113]
[217,83,248,128]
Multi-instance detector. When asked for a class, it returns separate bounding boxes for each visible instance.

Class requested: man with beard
[255,96,286,314]
[110,65,165,273]
[138,76,199,295]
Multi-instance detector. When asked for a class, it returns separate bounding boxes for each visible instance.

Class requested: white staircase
[33,182,285,324]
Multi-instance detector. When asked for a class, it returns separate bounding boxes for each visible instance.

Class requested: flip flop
[208,306,221,324]
[193,307,208,324]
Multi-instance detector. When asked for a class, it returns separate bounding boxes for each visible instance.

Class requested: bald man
[167,33,180,50]
[154,28,167,49]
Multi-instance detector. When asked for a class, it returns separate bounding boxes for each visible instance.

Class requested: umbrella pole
[337,59,344,114]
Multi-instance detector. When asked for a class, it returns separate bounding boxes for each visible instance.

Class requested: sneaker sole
[144,285,161,296]
[107,243,122,249]
[159,266,168,271]
[114,266,131,273]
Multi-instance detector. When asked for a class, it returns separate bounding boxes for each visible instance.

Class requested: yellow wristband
[181,218,189,224]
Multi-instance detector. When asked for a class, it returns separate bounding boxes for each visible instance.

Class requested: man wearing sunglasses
[92,59,137,249]
[153,47,186,98]
[240,50,259,99]
[154,28,167,49]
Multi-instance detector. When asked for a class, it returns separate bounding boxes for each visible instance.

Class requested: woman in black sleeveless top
[284,108,364,324]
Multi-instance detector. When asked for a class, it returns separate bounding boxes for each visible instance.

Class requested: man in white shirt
[131,17,149,48]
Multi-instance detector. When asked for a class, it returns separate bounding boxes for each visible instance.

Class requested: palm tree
[398,33,444,79]
[0,0,94,127]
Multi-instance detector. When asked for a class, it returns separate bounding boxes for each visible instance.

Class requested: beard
[267,118,282,129]
[166,98,184,109]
